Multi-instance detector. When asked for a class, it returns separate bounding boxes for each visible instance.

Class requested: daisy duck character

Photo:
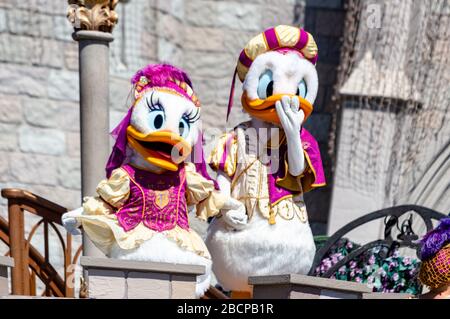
[62,64,236,297]
[206,25,326,297]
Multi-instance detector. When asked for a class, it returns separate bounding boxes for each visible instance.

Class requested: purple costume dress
[76,64,222,264]
[116,164,189,233]
[77,106,220,258]
[78,161,217,258]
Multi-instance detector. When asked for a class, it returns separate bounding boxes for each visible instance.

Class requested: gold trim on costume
[118,168,147,219]
[303,149,327,188]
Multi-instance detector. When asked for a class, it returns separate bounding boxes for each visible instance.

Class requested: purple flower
[355,277,362,283]
[388,261,398,270]
[367,275,374,284]
[339,266,346,274]
[392,273,399,281]
[346,241,353,249]
[350,270,355,278]
[403,257,411,265]
[331,255,339,264]
[349,261,357,269]
[369,255,376,265]
[420,218,450,260]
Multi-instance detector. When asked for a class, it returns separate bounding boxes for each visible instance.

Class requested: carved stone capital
[67,0,119,33]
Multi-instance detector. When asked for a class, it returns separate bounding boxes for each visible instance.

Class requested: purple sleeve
[300,128,326,190]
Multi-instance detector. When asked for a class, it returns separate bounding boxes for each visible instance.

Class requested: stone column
[67,1,119,257]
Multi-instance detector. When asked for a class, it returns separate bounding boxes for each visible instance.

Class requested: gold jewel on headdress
[133,76,201,107]
[134,76,150,98]
[170,77,201,107]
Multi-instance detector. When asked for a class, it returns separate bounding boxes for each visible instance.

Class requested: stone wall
[0,0,81,214]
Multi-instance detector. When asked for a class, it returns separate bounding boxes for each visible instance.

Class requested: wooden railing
[0,188,228,299]
[1,188,82,297]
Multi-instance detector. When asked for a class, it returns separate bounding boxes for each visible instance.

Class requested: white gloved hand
[61,207,83,235]
[275,95,305,138]
[275,96,306,176]
[221,197,248,231]
[187,205,196,215]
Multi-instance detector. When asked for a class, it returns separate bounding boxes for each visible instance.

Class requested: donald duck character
[206,25,326,298]
[62,64,237,297]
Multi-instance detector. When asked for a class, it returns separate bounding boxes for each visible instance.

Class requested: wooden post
[8,201,30,295]
[65,232,74,297]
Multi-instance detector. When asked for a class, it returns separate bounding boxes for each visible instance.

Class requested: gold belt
[237,195,270,200]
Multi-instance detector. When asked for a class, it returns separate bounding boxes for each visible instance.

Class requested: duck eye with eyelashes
[179,117,190,139]
[179,108,200,139]
[146,93,165,131]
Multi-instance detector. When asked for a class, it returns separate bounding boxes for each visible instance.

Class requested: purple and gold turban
[236,25,319,82]
[227,25,319,122]
[106,64,217,187]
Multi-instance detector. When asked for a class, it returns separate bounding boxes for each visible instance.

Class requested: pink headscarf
[105,64,218,188]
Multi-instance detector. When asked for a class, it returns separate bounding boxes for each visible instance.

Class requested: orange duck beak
[242,92,313,125]
[126,126,192,172]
